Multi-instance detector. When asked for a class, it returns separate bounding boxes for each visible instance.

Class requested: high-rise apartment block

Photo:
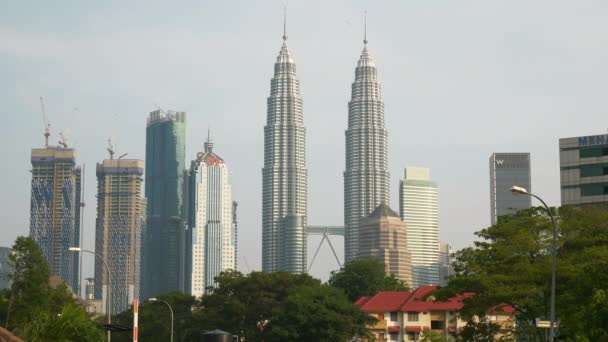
[439,242,453,287]
[560,133,608,206]
[344,36,390,263]
[94,158,144,314]
[489,153,532,225]
[358,204,413,287]
[30,146,81,291]
[142,110,186,297]
[399,167,440,288]
[186,139,235,296]
[262,31,307,273]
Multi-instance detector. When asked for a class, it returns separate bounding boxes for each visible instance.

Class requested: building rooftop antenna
[39,97,51,147]
[363,11,368,45]
[282,5,287,41]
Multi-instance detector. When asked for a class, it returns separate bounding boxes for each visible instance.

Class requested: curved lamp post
[510,186,557,341]
[69,247,112,342]
[149,297,174,342]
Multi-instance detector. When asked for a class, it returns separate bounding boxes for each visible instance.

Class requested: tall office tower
[358,204,413,287]
[142,110,186,297]
[438,242,453,287]
[560,133,608,206]
[489,153,532,225]
[262,26,307,273]
[30,146,81,291]
[0,247,12,290]
[344,31,390,263]
[232,201,238,270]
[94,158,144,314]
[399,167,440,288]
[186,138,235,297]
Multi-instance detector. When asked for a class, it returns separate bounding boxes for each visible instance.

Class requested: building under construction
[95,158,145,314]
[30,146,82,291]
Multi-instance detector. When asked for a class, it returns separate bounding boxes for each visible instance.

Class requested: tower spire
[283,5,288,41]
[363,11,368,45]
[204,127,213,152]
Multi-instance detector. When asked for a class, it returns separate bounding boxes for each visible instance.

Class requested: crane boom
[39,97,51,147]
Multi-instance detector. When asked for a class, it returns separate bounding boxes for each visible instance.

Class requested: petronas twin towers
[262,19,388,273]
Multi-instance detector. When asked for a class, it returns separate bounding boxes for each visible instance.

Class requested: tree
[328,257,409,302]
[435,205,608,341]
[5,236,52,328]
[111,291,198,342]
[263,284,374,342]
[18,303,104,342]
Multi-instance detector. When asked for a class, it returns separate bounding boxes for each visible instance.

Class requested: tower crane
[107,138,115,159]
[39,97,51,147]
[58,131,68,148]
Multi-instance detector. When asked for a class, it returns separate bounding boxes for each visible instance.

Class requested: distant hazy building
[560,133,608,206]
[262,29,307,273]
[344,33,390,263]
[489,153,532,225]
[95,158,144,314]
[30,146,81,291]
[358,204,412,287]
[439,242,453,287]
[0,247,11,290]
[399,167,440,288]
[142,110,186,298]
[186,138,235,297]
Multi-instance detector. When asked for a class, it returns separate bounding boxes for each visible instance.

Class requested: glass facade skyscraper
[142,110,186,297]
[344,36,389,264]
[30,146,81,291]
[560,133,608,206]
[262,31,307,273]
[399,167,440,288]
[489,153,532,225]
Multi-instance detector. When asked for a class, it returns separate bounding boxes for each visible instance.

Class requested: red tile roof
[405,326,422,332]
[359,291,412,312]
[400,285,474,312]
[354,296,371,307]
[487,303,516,314]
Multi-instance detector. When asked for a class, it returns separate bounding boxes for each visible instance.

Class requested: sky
[1,0,607,283]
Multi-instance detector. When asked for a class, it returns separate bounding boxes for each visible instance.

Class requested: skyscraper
[0,247,12,290]
[94,158,144,314]
[30,146,81,291]
[489,153,532,225]
[358,203,413,287]
[344,28,389,263]
[560,133,608,206]
[438,242,453,286]
[142,110,186,297]
[262,22,307,273]
[399,167,440,288]
[186,137,235,296]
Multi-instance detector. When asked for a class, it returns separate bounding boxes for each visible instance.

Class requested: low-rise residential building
[355,286,515,341]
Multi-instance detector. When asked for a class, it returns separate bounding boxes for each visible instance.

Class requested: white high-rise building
[187,138,234,296]
[399,167,440,288]
[261,22,307,273]
[344,27,390,263]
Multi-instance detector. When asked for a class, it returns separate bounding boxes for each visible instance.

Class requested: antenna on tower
[107,138,115,159]
[283,5,287,41]
[39,97,51,147]
[363,11,368,45]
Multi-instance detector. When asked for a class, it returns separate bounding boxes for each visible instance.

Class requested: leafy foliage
[18,303,104,342]
[328,257,409,302]
[435,205,608,341]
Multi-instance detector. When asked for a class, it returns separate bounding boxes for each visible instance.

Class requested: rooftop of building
[366,203,400,219]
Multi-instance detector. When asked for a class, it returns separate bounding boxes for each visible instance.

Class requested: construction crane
[107,138,115,159]
[39,97,51,147]
[58,131,68,148]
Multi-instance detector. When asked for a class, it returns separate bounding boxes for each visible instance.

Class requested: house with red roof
[355,285,515,341]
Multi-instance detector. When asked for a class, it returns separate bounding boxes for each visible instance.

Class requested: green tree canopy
[435,205,608,341]
[328,257,409,302]
[18,303,104,342]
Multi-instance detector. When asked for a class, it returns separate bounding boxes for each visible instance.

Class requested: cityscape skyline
[4,1,605,283]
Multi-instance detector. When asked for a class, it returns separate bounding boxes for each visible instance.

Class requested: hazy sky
[2,1,607,282]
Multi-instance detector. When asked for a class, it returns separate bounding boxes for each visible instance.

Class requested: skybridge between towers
[306,225,344,272]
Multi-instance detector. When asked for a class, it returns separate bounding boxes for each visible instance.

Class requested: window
[390,312,398,321]
[431,320,444,330]
[378,333,385,340]
[407,332,419,341]
[378,313,384,320]
[408,312,419,322]
[390,332,399,341]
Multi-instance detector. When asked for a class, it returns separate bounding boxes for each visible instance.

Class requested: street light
[69,247,113,342]
[149,297,174,342]
[510,186,558,342]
